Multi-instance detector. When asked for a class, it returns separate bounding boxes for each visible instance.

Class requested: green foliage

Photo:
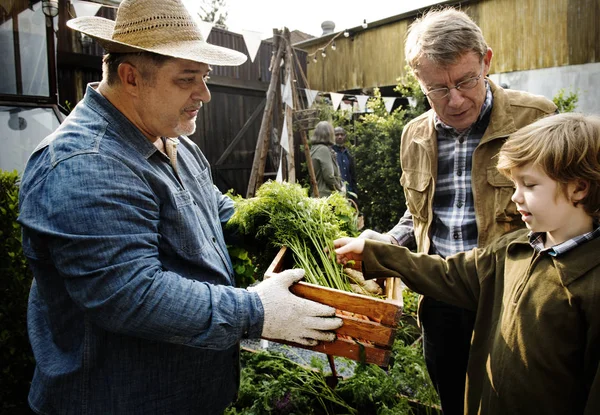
[349,72,427,232]
[199,0,228,29]
[227,350,357,414]
[227,246,258,288]
[402,288,420,317]
[227,182,359,291]
[227,322,439,415]
[552,88,579,113]
[0,170,35,413]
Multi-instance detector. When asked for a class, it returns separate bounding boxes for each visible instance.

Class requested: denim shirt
[18,84,264,414]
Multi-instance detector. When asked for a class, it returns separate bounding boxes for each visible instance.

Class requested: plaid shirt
[429,82,493,257]
[388,82,493,257]
[529,224,600,256]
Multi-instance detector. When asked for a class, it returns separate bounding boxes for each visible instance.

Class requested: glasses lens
[458,77,480,90]
[427,88,448,100]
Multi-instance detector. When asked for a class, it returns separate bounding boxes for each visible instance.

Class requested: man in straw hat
[17,0,342,413]
[356,7,556,414]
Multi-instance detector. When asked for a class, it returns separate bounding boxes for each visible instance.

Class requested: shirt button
[458,137,464,144]
[457,201,463,208]
[453,232,460,240]
[457,170,462,176]
[212,237,217,243]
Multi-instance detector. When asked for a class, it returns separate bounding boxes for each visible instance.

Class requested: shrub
[0,170,34,413]
[553,88,579,113]
[349,71,426,232]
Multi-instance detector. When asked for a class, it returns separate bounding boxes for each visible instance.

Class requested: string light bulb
[321,49,327,58]
[343,30,350,37]
[313,55,317,63]
[362,19,368,29]
[331,41,336,51]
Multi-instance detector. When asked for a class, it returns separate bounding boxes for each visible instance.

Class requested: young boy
[334,113,600,415]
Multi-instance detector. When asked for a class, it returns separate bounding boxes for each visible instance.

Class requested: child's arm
[360,240,490,311]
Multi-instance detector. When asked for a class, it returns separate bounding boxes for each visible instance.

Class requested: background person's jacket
[310,143,342,197]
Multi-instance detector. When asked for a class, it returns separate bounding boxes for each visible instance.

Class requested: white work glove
[248,269,343,346]
[358,229,396,244]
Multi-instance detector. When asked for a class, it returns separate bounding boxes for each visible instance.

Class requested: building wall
[489,62,600,114]
[301,0,599,93]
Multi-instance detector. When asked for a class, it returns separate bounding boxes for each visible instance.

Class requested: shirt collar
[434,80,493,135]
[85,83,160,160]
[528,224,600,256]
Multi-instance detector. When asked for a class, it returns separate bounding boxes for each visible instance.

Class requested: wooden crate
[264,246,403,367]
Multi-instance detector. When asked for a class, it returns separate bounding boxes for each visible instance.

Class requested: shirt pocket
[163,189,207,256]
[400,169,431,221]
[487,167,519,222]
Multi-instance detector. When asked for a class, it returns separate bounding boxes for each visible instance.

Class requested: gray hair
[310,121,335,145]
[405,8,488,72]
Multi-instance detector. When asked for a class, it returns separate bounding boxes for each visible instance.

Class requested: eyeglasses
[422,64,485,101]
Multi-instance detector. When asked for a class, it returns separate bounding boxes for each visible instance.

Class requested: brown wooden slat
[265,336,391,367]
[290,282,402,327]
[335,313,396,347]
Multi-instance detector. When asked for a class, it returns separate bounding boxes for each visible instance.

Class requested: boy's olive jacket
[363,229,600,415]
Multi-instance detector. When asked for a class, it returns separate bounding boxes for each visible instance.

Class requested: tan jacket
[363,231,600,415]
[399,79,557,253]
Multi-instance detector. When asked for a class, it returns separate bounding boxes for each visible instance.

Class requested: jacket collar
[509,235,600,286]
[479,78,517,145]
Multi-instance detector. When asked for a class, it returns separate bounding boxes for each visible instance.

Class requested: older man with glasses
[358,8,556,414]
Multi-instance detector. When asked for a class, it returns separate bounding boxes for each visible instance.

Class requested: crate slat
[265,336,391,367]
[290,282,402,327]
[334,312,396,347]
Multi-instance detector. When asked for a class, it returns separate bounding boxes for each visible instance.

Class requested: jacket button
[212,237,217,243]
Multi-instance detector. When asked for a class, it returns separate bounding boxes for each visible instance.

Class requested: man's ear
[483,48,493,76]
[117,62,141,96]
[569,179,589,203]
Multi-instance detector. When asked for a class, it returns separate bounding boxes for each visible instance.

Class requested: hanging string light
[307,18,369,63]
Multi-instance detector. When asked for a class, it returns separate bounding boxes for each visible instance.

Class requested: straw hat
[67,0,247,66]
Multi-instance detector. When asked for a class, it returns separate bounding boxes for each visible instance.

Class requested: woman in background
[309,121,343,197]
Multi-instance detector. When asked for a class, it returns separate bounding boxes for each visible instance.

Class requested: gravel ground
[241,339,357,378]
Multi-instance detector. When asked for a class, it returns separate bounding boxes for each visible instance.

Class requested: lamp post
[41,0,59,104]
[42,0,59,19]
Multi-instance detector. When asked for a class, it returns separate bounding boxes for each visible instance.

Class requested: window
[0,105,62,172]
[0,0,54,97]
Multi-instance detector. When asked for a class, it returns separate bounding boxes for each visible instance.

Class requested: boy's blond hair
[497,113,600,220]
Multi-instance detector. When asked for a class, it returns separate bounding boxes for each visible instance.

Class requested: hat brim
[67,16,247,66]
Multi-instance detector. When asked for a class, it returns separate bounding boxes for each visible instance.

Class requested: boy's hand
[333,237,366,265]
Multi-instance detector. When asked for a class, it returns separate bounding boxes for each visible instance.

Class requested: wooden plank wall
[192,84,270,195]
[304,0,599,92]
